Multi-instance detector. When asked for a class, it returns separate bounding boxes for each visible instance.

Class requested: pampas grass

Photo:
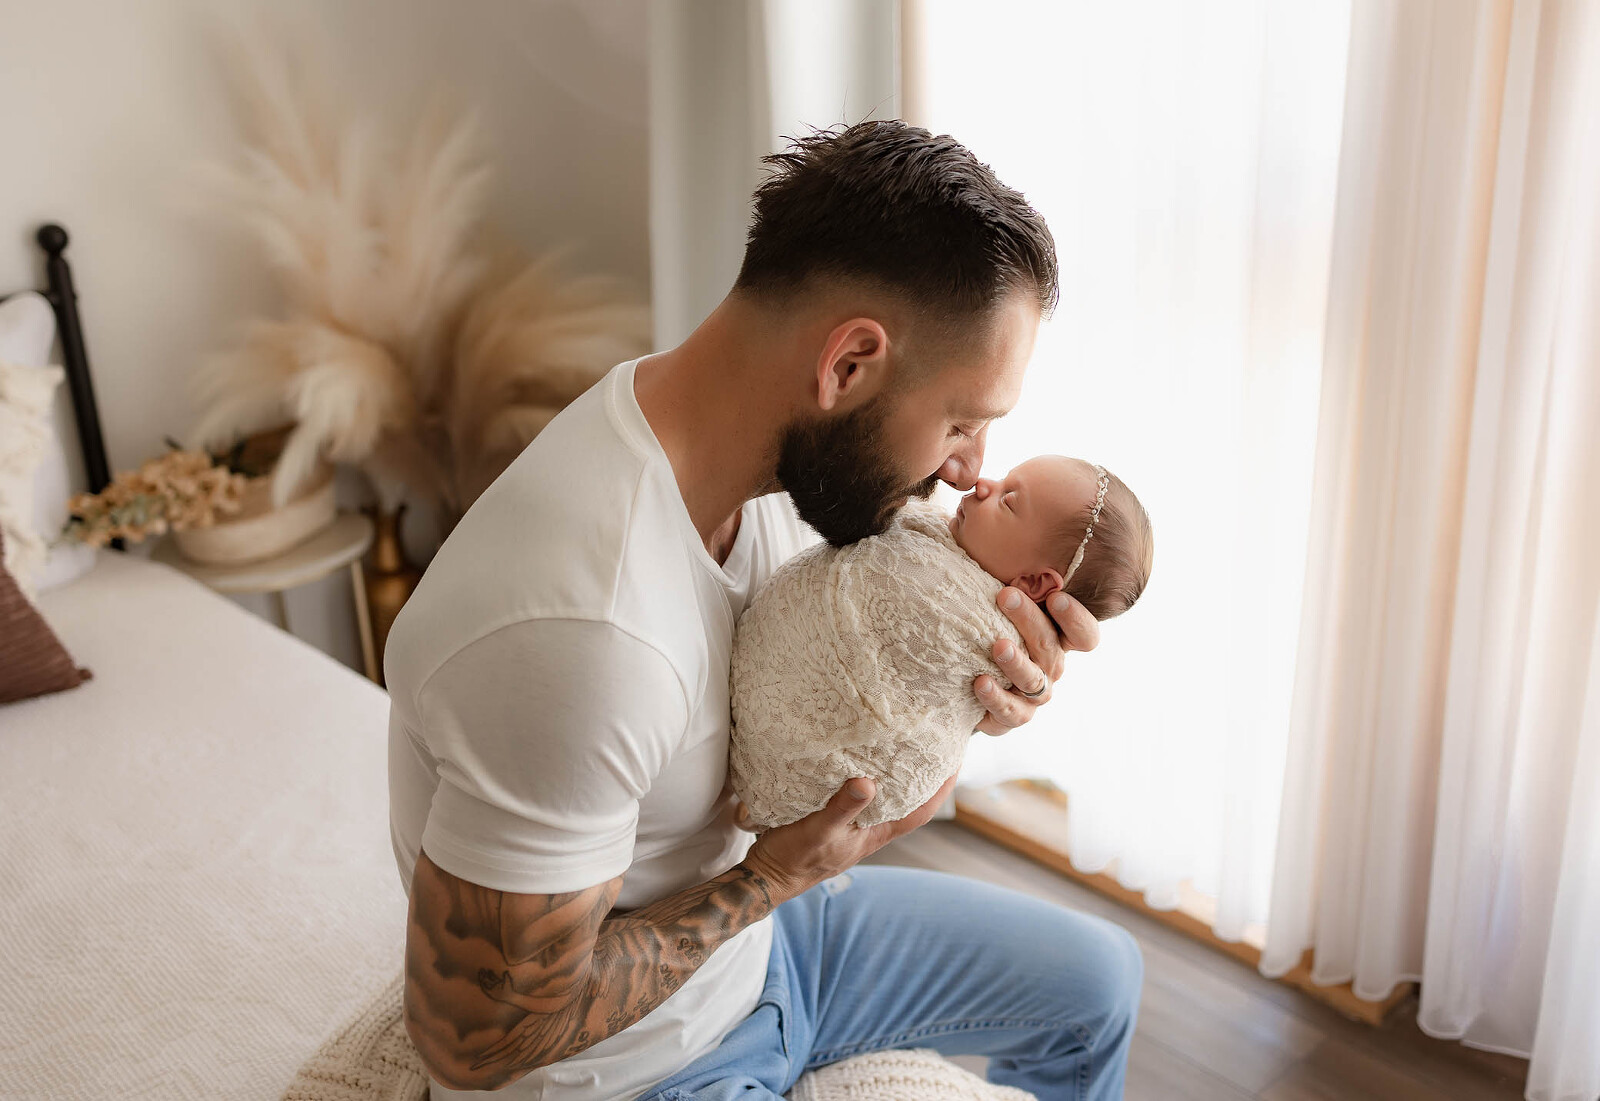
[187,20,650,529]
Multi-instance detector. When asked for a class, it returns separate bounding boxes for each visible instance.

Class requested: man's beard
[774,393,940,547]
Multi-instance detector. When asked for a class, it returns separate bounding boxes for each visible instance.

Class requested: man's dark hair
[734,120,1060,325]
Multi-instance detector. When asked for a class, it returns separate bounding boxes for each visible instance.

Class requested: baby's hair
[1050,467,1153,620]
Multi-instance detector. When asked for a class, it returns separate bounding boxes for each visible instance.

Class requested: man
[385,120,1143,1101]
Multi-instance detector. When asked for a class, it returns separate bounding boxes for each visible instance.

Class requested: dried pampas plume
[186,20,649,528]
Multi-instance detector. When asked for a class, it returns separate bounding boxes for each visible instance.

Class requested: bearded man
[385,119,1143,1101]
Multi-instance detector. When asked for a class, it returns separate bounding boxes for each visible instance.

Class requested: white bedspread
[0,549,407,1099]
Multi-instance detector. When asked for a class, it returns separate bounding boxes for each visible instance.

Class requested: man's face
[777,291,1039,546]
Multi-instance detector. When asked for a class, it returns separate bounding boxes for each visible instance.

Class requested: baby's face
[948,455,1101,598]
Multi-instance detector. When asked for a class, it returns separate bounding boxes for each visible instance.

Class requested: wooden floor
[866,822,1531,1101]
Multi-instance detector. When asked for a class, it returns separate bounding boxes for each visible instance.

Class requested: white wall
[1,0,650,678]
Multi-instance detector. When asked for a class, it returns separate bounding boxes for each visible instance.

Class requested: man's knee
[1078,919,1144,1034]
[1106,924,1144,1026]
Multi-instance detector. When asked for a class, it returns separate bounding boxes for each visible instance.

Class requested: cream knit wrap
[730,500,1025,828]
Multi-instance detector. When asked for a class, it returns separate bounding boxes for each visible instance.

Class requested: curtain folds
[1262,4,1600,1095]
[1259,0,1514,991]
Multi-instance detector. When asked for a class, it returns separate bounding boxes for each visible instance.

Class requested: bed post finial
[37,223,69,255]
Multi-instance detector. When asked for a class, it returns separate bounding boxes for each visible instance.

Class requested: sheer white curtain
[913,0,1351,939]
[1262,2,1600,1096]
[913,1,1600,1095]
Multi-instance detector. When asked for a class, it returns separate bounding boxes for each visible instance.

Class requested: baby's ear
[1013,569,1064,603]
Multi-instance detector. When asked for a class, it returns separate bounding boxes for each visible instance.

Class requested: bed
[0,226,408,1097]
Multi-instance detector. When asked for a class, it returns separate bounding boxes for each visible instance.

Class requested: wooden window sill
[952,779,1413,1026]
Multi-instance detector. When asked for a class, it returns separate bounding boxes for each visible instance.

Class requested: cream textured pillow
[0,292,97,594]
[0,355,66,606]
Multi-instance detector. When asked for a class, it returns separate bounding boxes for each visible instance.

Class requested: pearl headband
[1061,464,1110,587]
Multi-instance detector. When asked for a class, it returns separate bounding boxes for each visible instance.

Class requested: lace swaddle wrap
[730,500,1025,828]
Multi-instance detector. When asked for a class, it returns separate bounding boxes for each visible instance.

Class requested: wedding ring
[1020,682,1049,699]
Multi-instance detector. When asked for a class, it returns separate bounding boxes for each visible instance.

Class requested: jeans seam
[756,996,790,1060]
[806,1015,1095,1068]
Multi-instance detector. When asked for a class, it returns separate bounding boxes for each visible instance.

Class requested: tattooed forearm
[403,852,782,1091]
[469,864,774,1079]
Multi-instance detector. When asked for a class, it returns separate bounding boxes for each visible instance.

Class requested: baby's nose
[972,478,997,499]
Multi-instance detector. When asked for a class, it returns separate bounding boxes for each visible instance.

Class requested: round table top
[149,511,375,594]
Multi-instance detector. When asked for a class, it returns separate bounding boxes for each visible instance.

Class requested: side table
[150,511,380,684]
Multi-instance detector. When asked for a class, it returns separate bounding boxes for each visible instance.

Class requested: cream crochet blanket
[281,972,1035,1101]
[729,500,1024,829]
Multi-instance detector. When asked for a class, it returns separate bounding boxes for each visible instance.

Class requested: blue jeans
[636,864,1144,1101]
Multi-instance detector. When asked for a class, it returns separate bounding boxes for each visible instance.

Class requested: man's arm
[404,851,780,1091]
[404,772,957,1092]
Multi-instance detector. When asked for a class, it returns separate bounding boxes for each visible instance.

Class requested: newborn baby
[730,455,1154,829]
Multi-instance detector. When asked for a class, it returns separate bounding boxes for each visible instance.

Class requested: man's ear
[1012,569,1065,604]
[815,318,890,412]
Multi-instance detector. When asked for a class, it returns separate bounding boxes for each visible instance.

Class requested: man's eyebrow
[954,402,1011,422]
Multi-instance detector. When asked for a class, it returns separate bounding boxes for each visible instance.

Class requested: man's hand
[974,587,1098,736]
[734,773,959,900]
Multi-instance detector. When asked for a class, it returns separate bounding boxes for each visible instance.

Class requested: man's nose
[938,435,987,492]
[938,455,979,492]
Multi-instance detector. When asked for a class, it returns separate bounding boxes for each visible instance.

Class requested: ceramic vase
[362,501,422,687]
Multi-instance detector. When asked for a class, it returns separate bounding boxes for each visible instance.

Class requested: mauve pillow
[0,523,92,705]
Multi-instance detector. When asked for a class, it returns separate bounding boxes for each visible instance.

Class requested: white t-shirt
[385,354,820,1101]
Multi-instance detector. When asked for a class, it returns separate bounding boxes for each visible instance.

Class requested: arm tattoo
[404,854,779,1091]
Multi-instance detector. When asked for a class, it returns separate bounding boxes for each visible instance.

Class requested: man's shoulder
[384,373,693,703]
[411,615,691,720]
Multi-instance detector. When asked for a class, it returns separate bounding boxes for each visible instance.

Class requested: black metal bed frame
[1,224,121,551]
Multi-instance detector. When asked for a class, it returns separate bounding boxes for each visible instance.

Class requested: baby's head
[948,456,1153,620]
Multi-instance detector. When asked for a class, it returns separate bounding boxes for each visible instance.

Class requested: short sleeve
[415,618,690,895]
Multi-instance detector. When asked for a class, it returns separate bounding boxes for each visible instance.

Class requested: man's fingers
[992,637,1051,700]
[974,672,1038,732]
[1048,590,1100,654]
[997,588,1067,683]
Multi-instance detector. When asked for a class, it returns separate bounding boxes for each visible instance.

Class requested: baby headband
[1061,464,1111,587]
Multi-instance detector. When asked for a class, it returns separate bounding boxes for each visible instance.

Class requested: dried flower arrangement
[185,26,651,539]
[57,438,253,548]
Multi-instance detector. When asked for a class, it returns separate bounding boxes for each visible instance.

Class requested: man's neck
[634,298,790,559]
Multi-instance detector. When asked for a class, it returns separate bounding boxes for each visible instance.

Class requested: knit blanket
[281,972,1035,1101]
[280,974,428,1101]
[788,1049,1037,1101]
[729,500,1025,828]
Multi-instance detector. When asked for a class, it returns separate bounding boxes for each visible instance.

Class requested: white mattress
[0,549,408,1099]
